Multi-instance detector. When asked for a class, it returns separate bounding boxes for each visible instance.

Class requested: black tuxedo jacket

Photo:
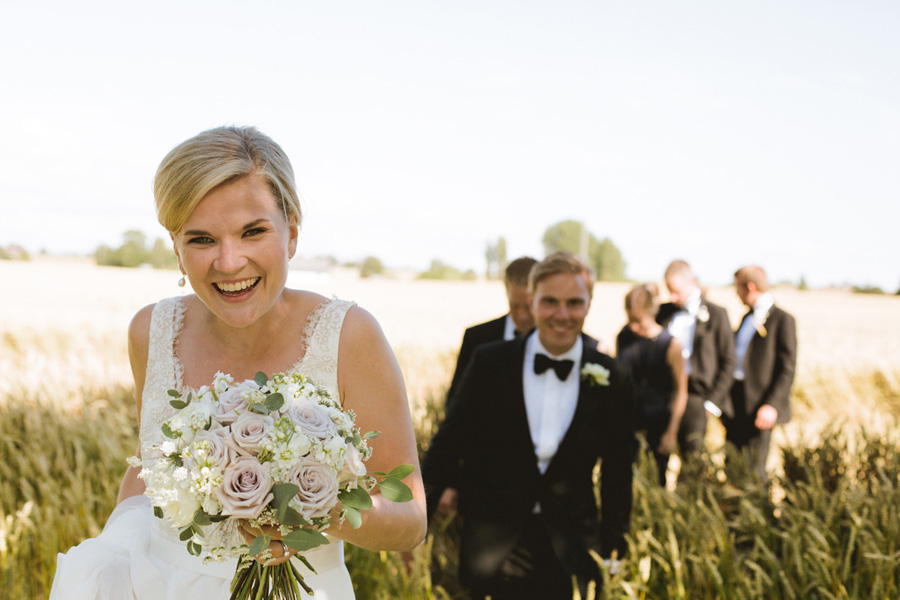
[446,315,508,407]
[732,305,797,425]
[658,299,735,417]
[422,333,634,589]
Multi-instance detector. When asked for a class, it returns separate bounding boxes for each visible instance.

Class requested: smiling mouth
[213,277,260,296]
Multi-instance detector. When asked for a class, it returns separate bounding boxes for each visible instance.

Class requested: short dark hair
[504,256,538,288]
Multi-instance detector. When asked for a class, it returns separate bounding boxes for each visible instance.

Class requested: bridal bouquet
[133,370,413,600]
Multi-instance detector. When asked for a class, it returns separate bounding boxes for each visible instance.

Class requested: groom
[422,252,634,598]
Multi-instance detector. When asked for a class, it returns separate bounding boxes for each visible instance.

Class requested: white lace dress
[50,296,357,599]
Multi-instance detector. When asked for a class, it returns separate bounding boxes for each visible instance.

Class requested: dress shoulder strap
[140,297,185,443]
[297,298,357,404]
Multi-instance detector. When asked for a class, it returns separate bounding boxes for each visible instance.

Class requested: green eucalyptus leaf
[193,509,212,527]
[339,486,372,510]
[208,513,228,523]
[362,431,381,440]
[377,478,414,503]
[272,483,299,521]
[167,389,182,398]
[281,506,303,528]
[248,534,267,557]
[169,399,188,410]
[187,540,202,556]
[178,525,195,542]
[161,424,181,439]
[343,506,362,529]
[282,529,329,552]
[387,464,415,480]
[250,403,270,414]
[153,506,164,519]
[254,372,269,387]
[265,393,284,412]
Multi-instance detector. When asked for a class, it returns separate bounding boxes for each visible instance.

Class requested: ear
[170,233,185,273]
[287,216,299,259]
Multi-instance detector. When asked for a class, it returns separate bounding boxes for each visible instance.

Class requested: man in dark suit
[724,265,797,481]
[446,256,538,404]
[657,260,735,463]
[423,252,634,598]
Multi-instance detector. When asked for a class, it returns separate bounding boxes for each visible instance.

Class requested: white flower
[581,363,611,387]
[160,441,177,456]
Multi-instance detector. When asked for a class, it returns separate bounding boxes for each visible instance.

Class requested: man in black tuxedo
[725,265,797,481]
[657,260,735,463]
[423,252,634,599]
[446,256,538,405]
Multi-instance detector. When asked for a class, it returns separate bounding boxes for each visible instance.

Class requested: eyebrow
[182,219,270,237]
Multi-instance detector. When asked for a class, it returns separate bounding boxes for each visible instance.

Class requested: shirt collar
[527,331,584,364]
[753,292,775,319]
[685,288,702,315]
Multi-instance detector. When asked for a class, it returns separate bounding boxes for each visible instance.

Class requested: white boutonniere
[753,312,768,338]
[696,304,710,323]
[581,363,610,387]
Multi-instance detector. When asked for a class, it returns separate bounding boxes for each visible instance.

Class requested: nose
[214,240,248,274]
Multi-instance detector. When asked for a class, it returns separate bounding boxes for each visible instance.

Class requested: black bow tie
[534,354,575,380]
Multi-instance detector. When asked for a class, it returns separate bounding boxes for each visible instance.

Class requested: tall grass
[3,370,900,599]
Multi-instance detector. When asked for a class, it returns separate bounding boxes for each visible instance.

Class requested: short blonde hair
[664,259,693,280]
[154,126,301,233]
[529,252,596,297]
[625,283,660,317]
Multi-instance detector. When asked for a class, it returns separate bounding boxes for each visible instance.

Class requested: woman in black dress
[616,284,688,486]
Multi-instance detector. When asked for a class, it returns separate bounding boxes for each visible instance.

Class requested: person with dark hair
[657,260,734,467]
[423,252,633,599]
[727,265,797,481]
[617,283,688,486]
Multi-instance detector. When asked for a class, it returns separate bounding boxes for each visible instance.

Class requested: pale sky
[2,0,898,290]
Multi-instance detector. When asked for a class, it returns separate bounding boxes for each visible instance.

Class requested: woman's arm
[660,338,689,454]
[116,304,154,504]
[329,306,427,551]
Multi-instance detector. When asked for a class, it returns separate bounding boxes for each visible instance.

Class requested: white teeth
[216,278,259,292]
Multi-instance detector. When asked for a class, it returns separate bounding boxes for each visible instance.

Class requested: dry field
[3,256,900,440]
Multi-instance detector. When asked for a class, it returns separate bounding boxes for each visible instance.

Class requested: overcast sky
[2,0,898,289]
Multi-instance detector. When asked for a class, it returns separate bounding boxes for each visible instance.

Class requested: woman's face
[173,174,298,329]
[627,307,657,338]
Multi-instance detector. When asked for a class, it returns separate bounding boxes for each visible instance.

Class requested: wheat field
[3,257,900,599]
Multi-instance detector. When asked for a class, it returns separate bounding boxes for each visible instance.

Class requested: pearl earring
[178,274,186,287]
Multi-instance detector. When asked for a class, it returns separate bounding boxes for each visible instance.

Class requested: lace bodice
[139,295,356,448]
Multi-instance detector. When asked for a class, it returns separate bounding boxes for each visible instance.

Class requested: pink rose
[284,457,339,521]
[214,385,253,425]
[287,400,336,443]
[215,456,274,519]
[226,413,274,456]
[189,429,234,471]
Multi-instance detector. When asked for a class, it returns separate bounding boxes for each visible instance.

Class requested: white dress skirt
[50,297,358,599]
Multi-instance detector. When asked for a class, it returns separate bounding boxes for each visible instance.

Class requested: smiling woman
[49,126,427,600]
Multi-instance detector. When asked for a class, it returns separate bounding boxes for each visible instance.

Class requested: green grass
[3,376,900,599]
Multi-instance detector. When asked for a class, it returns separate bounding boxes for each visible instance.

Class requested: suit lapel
[503,336,541,471]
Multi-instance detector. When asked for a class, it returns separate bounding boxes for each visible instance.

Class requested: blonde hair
[625,283,660,317]
[528,252,596,297]
[664,259,693,280]
[154,126,301,233]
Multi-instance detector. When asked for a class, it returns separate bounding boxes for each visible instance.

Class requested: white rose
[287,400,336,443]
[227,413,274,456]
[338,445,367,485]
[215,456,274,520]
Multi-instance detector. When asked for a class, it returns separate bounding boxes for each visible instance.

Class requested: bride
[50,126,427,598]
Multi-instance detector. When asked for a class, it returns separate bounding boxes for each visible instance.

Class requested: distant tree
[496,236,507,275]
[542,220,626,281]
[359,256,385,279]
[418,259,470,281]
[94,230,176,269]
[798,276,808,291]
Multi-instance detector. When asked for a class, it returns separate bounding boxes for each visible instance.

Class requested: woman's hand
[240,523,295,566]
[657,427,678,455]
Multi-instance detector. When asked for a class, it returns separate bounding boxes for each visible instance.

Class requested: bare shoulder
[128,303,156,353]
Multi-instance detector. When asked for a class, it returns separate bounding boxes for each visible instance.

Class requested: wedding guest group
[423,252,634,599]
[725,265,797,481]
[616,283,688,486]
[656,260,735,472]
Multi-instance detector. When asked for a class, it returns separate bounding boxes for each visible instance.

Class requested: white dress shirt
[734,292,774,381]
[666,288,702,376]
[523,333,583,474]
[503,314,517,341]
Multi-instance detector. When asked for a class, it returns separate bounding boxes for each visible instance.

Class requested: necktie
[534,353,574,380]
